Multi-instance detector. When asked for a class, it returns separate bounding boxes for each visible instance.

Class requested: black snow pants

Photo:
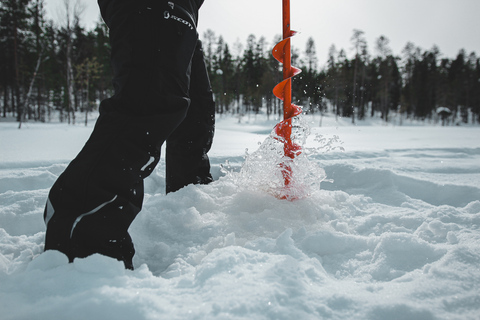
[43,0,214,269]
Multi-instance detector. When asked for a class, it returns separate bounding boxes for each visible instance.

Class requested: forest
[2,0,480,127]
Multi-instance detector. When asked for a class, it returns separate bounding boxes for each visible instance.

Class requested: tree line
[2,0,480,127]
[204,29,480,125]
[1,0,110,126]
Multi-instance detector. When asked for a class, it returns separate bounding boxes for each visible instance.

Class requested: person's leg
[44,0,200,269]
[166,40,215,193]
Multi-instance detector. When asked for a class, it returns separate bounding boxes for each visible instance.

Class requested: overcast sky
[45,0,480,65]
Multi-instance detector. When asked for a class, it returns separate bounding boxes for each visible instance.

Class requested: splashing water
[305,133,345,155]
[222,115,329,200]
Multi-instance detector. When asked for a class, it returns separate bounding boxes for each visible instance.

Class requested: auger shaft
[272,0,302,197]
[282,0,292,121]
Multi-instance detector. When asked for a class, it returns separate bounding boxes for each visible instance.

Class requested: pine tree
[211,36,235,114]
[357,40,369,120]
[29,0,48,122]
[242,34,266,114]
[202,29,216,76]
[375,35,395,121]
[350,29,366,123]
[401,42,420,118]
[473,57,480,123]
[412,49,438,119]
[300,37,320,114]
[0,0,34,120]
[325,45,339,117]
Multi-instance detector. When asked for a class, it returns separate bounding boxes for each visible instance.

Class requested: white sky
[45,0,480,65]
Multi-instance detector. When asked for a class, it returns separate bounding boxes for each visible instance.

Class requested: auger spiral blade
[271,0,302,200]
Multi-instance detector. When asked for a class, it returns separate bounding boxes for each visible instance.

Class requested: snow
[1,114,480,320]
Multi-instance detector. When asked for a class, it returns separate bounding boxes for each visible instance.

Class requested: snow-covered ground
[1,114,479,320]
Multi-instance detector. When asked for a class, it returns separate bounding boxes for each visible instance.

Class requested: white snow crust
[1,114,479,320]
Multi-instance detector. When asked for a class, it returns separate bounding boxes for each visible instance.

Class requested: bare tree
[19,48,44,128]
[59,0,85,124]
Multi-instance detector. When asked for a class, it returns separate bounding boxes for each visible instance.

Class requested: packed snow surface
[1,114,480,320]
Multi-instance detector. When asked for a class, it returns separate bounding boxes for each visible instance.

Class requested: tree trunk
[66,38,75,124]
[352,57,358,124]
[13,0,22,123]
[19,50,44,128]
[85,67,89,126]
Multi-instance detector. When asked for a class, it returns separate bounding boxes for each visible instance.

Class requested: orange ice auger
[272,0,302,197]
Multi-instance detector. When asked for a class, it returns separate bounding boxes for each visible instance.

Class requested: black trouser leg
[166,40,215,193]
[44,106,188,268]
